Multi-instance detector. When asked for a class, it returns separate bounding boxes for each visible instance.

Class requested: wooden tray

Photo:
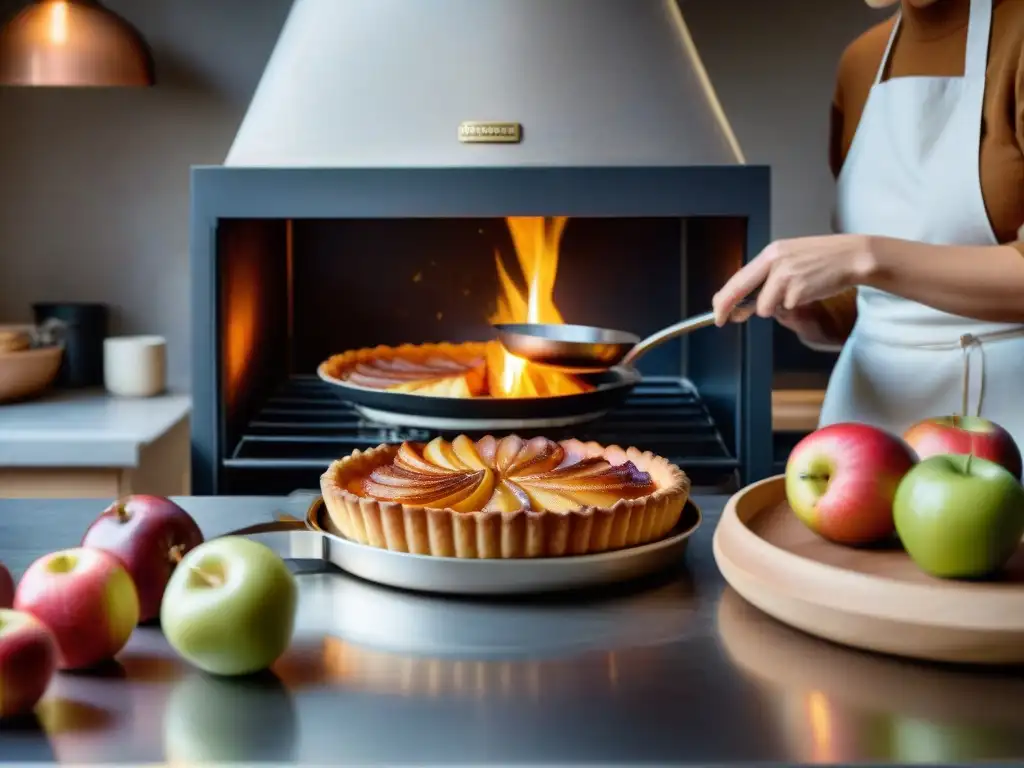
[712,476,1024,665]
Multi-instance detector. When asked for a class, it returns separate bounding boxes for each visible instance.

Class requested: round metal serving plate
[316,362,640,431]
[305,495,702,596]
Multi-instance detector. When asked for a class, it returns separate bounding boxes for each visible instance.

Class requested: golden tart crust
[320,435,691,559]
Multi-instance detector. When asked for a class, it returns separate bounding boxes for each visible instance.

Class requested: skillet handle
[621,288,762,368]
[219,515,306,538]
[218,515,326,561]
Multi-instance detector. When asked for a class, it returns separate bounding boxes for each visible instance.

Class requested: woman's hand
[774,306,845,347]
[712,234,876,326]
[718,302,848,346]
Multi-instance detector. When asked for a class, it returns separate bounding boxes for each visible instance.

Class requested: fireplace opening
[191,167,773,496]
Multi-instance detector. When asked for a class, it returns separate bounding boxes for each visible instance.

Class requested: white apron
[821,0,1024,445]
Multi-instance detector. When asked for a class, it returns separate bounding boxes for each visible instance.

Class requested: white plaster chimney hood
[225,0,744,167]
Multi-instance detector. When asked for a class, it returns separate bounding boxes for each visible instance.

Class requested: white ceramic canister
[103,335,167,397]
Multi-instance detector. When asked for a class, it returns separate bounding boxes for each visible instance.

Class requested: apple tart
[318,341,594,399]
[319,342,489,398]
[320,435,690,558]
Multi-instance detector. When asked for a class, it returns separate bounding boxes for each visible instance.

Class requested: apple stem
[189,566,222,588]
[951,413,961,427]
[966,453,974,473]
[167,545,222,587]
[798,473,830,482]
[113,502,129,522]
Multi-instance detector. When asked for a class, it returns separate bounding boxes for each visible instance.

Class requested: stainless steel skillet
[222,497,702,596]
[494,296,760,374]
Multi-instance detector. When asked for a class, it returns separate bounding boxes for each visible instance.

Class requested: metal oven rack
[223,375,741,493]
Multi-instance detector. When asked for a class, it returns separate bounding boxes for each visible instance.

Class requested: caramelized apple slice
[503,437,564,476]
[483,480,532,513]
[388,376,472,398]
[362,471,480,505]
[364,469,496,512]
[525,460,655,503]
[518,484,585,513]
[531,485,624,508]
[394,442,451,476]
[494,436,526,473]
[423,437,468,471]
[525,458,614,481]
[446,468,496,512]
[451,435,487,470]
[475,435,499,466]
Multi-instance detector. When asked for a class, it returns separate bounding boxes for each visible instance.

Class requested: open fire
[487,217,592,398]
[318,216,597,402]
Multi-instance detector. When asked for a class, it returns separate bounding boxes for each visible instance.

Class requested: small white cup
[104,335,167,398]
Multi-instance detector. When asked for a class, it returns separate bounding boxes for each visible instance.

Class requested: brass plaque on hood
[458,121,522,144]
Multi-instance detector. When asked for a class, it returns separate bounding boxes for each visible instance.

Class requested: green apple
[893,455,1024,579]
[160,537,298,676]
[891,718,1019,763]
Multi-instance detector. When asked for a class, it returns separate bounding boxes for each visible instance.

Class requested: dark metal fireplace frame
[190,166,772,495]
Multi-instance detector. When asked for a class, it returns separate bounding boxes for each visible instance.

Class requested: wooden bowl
[0,324,64,404]
[713,475,1024,665]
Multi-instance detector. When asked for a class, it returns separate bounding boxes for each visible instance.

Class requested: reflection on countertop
[717,588,1024,764]
[1,494,1023,764]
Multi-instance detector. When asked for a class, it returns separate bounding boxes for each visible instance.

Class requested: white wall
[0,0,882,389]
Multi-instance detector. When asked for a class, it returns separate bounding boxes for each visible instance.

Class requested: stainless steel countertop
[2,494,1024,765]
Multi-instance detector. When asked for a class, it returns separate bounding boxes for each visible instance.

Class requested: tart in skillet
[320,435,691,558]
[319,342,489,398]
[318,341,593,398]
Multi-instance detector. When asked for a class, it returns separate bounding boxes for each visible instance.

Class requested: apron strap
[964,0,993,81]
[874,14,902,85]
[875,0,992,83]
[961,0,994,216]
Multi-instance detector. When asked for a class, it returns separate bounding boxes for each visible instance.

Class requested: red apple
[0,562,13,608]
[785,422,917,545]
[81,495,204,623]
[15,548,140,670]
[903,415,1022,480]
[0,609,57,717]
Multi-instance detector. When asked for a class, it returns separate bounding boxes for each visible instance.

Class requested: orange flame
[488,217,590,398]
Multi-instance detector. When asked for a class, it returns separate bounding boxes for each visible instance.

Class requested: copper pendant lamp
[0,0,154,87]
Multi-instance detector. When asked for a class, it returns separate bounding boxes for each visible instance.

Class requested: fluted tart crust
[320,435,690,558]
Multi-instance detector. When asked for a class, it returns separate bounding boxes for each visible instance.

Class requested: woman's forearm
[861,237,1024,323]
